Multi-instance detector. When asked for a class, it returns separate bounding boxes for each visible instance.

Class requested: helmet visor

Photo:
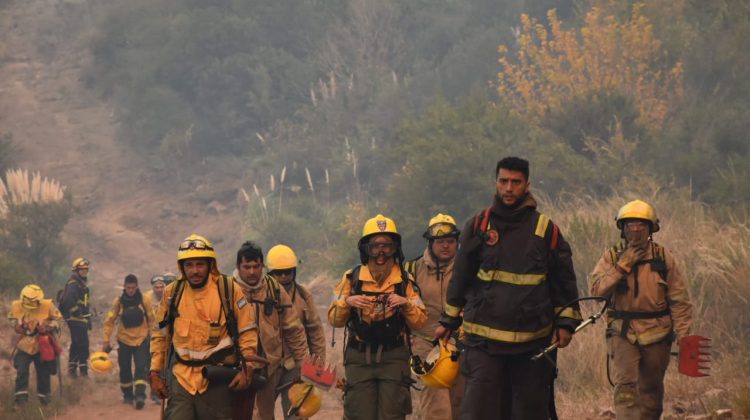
[365,241,397,258]
[427,223,458,238]
[21,296,41,309]
[179,239,214,252]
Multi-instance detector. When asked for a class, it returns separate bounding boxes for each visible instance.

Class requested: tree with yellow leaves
[497,4,683,132]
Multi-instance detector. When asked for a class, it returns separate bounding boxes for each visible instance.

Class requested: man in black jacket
[59,257,92,378]
[436,157,582,419]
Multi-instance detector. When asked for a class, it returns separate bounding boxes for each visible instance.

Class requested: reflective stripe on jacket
[445,194,582,354]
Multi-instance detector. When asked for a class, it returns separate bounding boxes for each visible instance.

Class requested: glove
[38,324,47,334]
[616,246,646,274]
[102,343,113,353]
[228,368,253,391]
[149,371,169,399]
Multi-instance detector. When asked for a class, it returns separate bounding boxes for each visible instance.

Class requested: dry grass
[0,168,66,217]
[539,185,750,417]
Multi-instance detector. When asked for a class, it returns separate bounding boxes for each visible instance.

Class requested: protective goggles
[75,259,90,268]
[425,223,459,238]
[150,275,166,285]
[269,268,295,277]
[365,241,397,257]
[179,239,214,251]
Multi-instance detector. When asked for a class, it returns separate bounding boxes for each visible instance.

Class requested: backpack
[119,293,147,329]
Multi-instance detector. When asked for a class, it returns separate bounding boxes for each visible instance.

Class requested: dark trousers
[67,320,89,376]
[459,346,553,420]
[165,376,236,420]
[14,351,52,402]
[118,339,150,401]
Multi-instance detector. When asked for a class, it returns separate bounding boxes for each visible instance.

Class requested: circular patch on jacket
[485,229,499,246]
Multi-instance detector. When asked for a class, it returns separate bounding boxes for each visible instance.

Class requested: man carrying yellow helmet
[590,200,693,419]
[150,234,259,420]
[266,244,326,419]
[405,213,464,420]
[328,214,427,420]
[230,241,309,420]
[8,284,63,406]
[58,257,92,378]
[102,274,154,409]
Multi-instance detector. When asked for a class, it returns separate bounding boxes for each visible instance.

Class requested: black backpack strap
[219,274,247,372]
[158,279,186,332]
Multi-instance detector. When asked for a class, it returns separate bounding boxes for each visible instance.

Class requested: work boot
[38,393,50,406]
[135,396,145,410]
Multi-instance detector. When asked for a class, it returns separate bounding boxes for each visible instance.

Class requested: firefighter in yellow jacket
[149,234,259,420]
[8,284,63,406]
[405,214,464,420]
[232,241,309,420]
[102,274,154,409]
[329,215,427,420]
[266,244,327,419]
[590,200,693,420]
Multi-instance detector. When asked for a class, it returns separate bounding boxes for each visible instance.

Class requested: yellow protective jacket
[407,249,454,341]
[103,292,154,347]
[8,299,62,355]
[328,264,427,337]
[233,271,309,375]
[590,241,693,345]
[150,273,259,395]
[283,282,326,365]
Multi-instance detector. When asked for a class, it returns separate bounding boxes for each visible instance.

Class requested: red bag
[37,332,62,362]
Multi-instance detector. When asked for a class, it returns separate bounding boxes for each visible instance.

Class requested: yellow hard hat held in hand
[89,351,114,374]
[410,341,460,389]
[287,383,322,417]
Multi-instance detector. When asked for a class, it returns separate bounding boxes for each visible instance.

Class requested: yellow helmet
[287,383,322,417]
[424,213,460,240]
[358,214,403,263]
[20,284,44,310]
[410,342,460,389]
[89,351,114,374]
[616,200,660,232]
[177,234,219,275]
[71,257,90,271]
[267,245,298,271]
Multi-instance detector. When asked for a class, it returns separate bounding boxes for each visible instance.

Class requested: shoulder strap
[346,265,362,295]
[158,279,186,330]
[404,256,422,281]
[472,207,492,240]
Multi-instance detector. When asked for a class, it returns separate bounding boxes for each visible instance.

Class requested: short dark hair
[236,241,263,266]
[124,274,138,285]
[495,156,529,180]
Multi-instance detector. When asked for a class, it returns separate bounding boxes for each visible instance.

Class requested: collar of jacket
[232,268,266,293]
[490,192,537,223]
[421,247,454,273]
[70,273,87,286]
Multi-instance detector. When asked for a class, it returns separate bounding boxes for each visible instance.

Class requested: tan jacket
[234,271,309,375]
[590,241,693,345]
[103,292,154,347]
[328,264,427,330]
[143,289,161,320]
[410,249,454,340]
[150,274,259,395]
[8,299,62,355]
[282,282,326,365]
